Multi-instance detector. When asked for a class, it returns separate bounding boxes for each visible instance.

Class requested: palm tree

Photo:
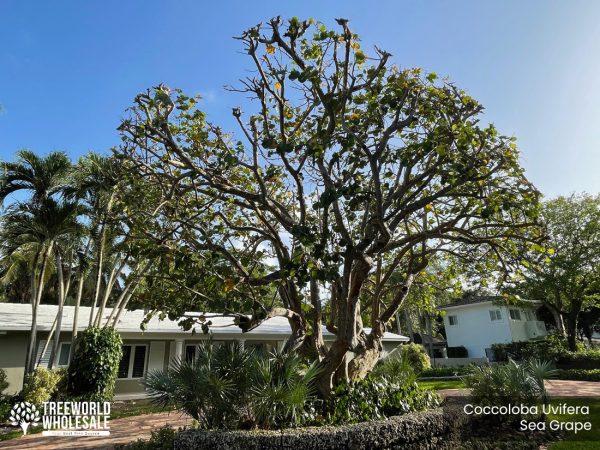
[71,153,122,328]
[1,150,75,374]
[0,150,71,206]
[0,199,80,372]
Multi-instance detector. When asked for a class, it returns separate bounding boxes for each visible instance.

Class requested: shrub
[326,374,440,425]
[446,346,468,358]
[116,425,176,450]
[145,341,256,429]
[464,359,556,422]
[373,352,417,386]
[250,349,320,429]
[552,369,600,382]
[399,343,431,373]
[22,367,66,406]
[556,350,600,369]
[67,326,123,401]
[147,341,321,430]
[492,334,578,362]
[0,368,8,395]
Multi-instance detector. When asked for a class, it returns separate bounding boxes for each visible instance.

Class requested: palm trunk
[104,261,149,327]
[89,192,115,327]
[38,315,57,368]
[48,252,65,368]
[94,257,127,327]
[70,274,86,356]
[25,241,54,374]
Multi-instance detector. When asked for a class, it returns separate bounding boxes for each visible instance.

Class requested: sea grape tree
[116,17,542,394]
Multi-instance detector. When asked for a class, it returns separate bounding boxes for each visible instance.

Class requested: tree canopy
[115,17,543,393]
[515,194,600,350]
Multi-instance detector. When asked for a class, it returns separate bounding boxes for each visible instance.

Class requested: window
[57,343,71,367]
[185,345,197,362]
[489,310,502,321]
[448,315,458,326]
[117,345,147,379]
[509,309,522,321]
[524,310,534,321]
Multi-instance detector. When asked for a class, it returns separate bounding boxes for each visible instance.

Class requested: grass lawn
[547,397,600,449]
[418,379,465,390]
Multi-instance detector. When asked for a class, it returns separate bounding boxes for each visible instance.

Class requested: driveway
[439,379,600,397]
[0,411,191,450]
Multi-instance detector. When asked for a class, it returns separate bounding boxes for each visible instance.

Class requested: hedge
[175,406,469,450]
[552,369,600,381]
[556,351,600,370]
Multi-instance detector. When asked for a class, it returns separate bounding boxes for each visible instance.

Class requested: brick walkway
[439,379,600,397]
[0,411,191,450]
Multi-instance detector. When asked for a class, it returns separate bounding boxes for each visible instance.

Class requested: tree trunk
[48,252,65,368]
[404,309,414,341]
[25,242,54,374]
[565,312,579,351]
[544,301,566,336]
[70,274,86,359]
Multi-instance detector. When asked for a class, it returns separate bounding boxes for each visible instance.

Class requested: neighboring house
[0,303,408,399]
[412,333,447,358]
[438,296,547,359]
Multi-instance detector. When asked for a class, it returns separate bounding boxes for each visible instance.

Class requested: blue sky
[1,0,599,198]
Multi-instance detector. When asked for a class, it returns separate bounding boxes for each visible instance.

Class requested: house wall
[505,306,546,341]
[443,303,513,358]
[0,331,28,394]
[2,329,405,399]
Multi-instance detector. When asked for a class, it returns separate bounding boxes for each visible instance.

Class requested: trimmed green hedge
[491,334,572,362]
[556,351,600,370]
[552,369,600,382]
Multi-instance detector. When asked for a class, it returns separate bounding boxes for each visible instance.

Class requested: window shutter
[132,346,147,378]
[35,340,52,368]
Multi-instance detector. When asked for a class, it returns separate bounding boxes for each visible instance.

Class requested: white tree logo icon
[9,402,40,435]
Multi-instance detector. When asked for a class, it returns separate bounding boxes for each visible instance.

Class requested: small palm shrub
[399,343,431,373]
[464,359,556,422]
[145,341,254,429]
[373,351,417,386]
[67,326,123,401]
[251,349,320,429]
[22,368,66,406]
[146,342,321,430]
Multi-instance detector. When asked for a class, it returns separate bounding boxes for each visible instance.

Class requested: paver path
[0,411,191,450]
[439,379,600,397]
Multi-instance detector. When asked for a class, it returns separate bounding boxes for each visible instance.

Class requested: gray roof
[438,295,541,310]
[0,303,409,342]
[438,295,502,309]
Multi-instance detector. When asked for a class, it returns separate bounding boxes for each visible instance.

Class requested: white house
[0,303,408,399]
[439,296,547,358]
